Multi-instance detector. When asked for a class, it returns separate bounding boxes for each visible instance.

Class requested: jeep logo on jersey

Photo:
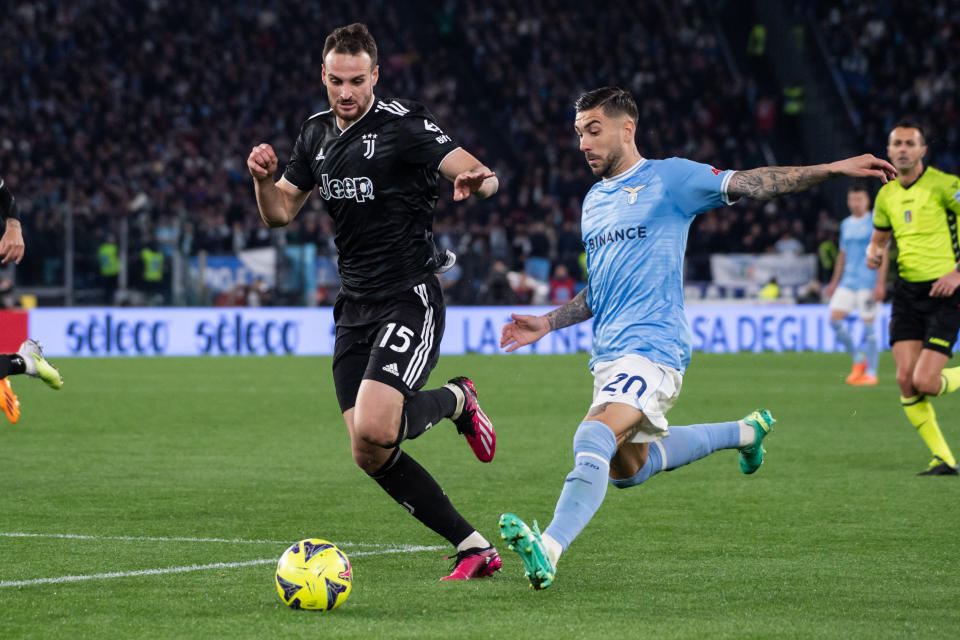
[318,174,375,202]
[362,134,377,159]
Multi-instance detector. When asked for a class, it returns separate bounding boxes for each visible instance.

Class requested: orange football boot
[1,377,20,423]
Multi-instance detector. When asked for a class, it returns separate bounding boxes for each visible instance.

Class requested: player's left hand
[453,170,496,201]
[829,154,897,184]
[930,270,960,298]
[0,220,24,264]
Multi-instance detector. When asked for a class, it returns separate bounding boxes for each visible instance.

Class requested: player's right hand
[823,282,836,299]
[0,220,24,265]
[830,154,897,184]
[247,143,278,181]
[501,313,551,352]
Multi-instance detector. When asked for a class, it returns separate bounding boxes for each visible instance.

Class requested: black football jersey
[283,97,461,302]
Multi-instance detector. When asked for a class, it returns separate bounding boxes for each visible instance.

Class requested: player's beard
[590,151,619,178]
[335,94,371,126]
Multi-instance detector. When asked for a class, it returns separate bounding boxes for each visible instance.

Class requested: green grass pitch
[1,352,958,638]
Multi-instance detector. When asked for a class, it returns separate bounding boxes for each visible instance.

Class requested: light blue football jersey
[582,157,736,372]
[838,212,876,290]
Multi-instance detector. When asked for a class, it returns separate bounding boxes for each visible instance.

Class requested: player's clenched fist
[248,143,279,181]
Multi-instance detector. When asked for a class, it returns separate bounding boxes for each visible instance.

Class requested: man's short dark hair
[575,87,639,124]
[848,182,869,194]
[893,118,926,143]
[323,23,378,67]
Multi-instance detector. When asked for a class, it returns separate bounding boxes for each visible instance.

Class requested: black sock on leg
[369,448,474,546]
[393,388,457,444]
[0,355,25,378]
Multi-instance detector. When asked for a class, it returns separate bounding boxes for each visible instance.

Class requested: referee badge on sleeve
[904,210,912,223]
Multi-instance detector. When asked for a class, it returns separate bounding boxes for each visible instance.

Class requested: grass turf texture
[1,352,958,639]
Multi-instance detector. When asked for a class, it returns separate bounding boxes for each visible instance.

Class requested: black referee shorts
[889,278,960,355]
[331,277,445,412]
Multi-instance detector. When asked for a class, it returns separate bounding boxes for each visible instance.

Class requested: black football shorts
[889,278,960,356]
[332,277,445,412]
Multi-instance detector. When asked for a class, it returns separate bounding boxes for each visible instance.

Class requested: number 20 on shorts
[601,373,647,399]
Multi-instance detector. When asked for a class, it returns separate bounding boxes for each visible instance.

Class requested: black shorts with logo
[332,276,445,412]
[889,278,960,355]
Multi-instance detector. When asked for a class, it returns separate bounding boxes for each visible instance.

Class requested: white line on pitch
[0,545,445,589]
[0,532,422,548]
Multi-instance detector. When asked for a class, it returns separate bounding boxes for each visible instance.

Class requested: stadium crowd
[2,1,952,305]
[816,0,960,175]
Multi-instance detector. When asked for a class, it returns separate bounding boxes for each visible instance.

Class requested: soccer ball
[275,538,352,611]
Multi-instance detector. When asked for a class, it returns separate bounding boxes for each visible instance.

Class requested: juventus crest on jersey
[283,97,461,302]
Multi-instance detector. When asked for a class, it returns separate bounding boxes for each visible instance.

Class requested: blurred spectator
[549,264,577,305]
[97,233,120,304]
[506,267,549,305]
[759,277,780,300]
[479,260,516,305]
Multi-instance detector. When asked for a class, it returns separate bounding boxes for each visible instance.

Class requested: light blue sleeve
[656,157,738,217]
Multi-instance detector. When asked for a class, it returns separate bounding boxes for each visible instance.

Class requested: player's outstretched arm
[500,287,592,352]
[247,143,310,227]
[439,148,499,201]
[728,154,897,201]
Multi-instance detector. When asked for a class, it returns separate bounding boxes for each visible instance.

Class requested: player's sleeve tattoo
[545,286,592,331]
[728,165,836,200]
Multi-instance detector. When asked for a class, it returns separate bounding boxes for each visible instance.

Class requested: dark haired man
[866,121,960,475]
[823,184,887,386]
[0,177,64,424]
[248,23,501,579]
[498,86,896,589]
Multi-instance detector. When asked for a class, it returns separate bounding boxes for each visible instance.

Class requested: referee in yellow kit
[867,120,960,475]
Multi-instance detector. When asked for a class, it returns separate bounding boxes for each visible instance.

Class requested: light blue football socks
[862,322,878,376]
[830,319,857,360]
[543,421,617,550]
[609,422,741,489]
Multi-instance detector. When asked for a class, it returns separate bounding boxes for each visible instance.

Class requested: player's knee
[912,371,941,396]
[896,369,916,394]
[608,463,639,485]
[353,414,400,449]
[353,398,404,448]
[350,441,386,474]
[609,450,646,483]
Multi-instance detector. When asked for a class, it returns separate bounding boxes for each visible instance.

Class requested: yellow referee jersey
[874,166,960,282]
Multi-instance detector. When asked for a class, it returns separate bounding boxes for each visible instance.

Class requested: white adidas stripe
[403,284,433,386]
[377,101,407,117]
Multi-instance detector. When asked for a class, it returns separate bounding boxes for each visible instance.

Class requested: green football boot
[498,513,555,590]
[18,340,63,390]
[738,409,775,474]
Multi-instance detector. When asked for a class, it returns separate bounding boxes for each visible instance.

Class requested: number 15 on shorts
[379,322,414,353]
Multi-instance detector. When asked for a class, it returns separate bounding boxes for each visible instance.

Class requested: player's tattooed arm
[728,154,896,200]
[501,286,591,351]
[545,286,592,331]
[728,166,834,200]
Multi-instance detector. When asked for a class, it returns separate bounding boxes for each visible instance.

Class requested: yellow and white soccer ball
[275,538,352,611]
